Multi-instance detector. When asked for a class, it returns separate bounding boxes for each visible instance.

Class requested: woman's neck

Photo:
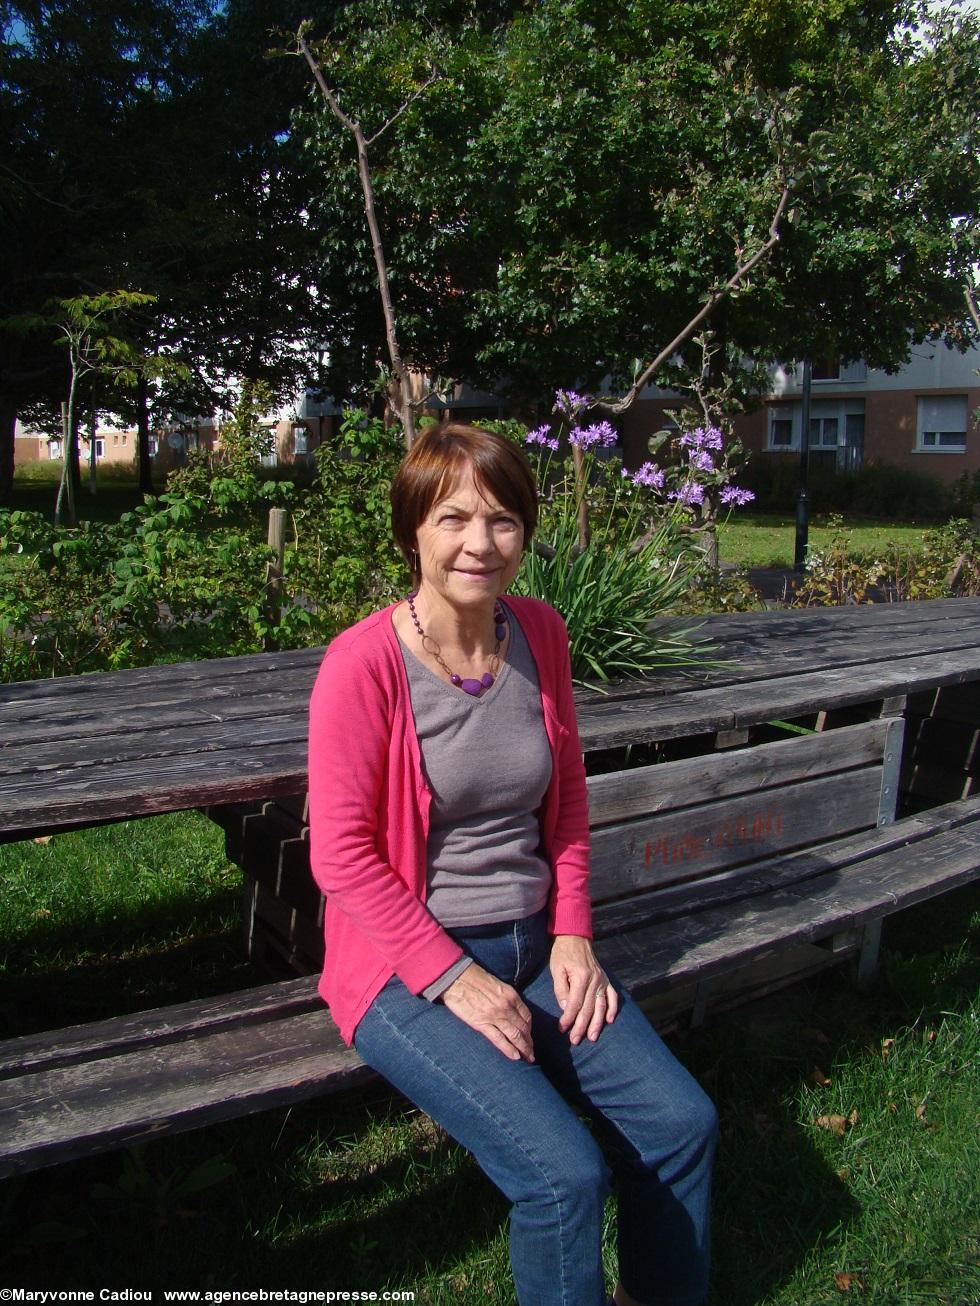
[411,585,500,659]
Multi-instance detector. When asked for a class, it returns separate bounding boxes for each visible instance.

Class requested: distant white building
[620,341,980,485]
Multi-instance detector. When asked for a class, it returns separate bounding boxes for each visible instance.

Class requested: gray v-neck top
[398,610,553,928]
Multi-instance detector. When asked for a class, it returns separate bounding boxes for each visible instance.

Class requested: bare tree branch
[601,181,792,415]
[295,21,442,447]
[365,67,440,147]
[965,282,980,338]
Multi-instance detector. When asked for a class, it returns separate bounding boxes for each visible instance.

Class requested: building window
[292,426,309,455]
[810,415,839,448]
[917,395,967,452]
[810,357,868,383]
[769,406,795,449]
[769,400,866,468]
[121,433,127,446]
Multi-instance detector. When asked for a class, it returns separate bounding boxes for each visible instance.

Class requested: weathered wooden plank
[0,711,309,776]
[927,681,980,726]
[577,647,980,750]
[591,797,980,938]
[903,766,975,805]
[586,718,892,826]
[637,941,853,1032]
[0,1008,367,1178]
[0,645,323,708]
[589,767,884,898]
[0,745,310,841]
[0,975,320,1078]
[0,684,314,749]
[600,822,980,998]
[587,602,980,703]
[6,806,978,1178]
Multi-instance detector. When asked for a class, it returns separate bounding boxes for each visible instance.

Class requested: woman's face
[414,463,525,613]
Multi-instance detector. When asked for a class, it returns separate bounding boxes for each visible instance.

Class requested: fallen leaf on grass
[808,1066,833,1087]
[815,1109,858,1137]
[33,835,52,845]
[888,1102,898,1114]
[834,1271,865,1292]
[915,1098,929,1122]
[881,1038,894,1061]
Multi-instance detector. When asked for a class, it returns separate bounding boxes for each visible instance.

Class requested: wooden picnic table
[3,595,980,1177]
[2,596,980,844]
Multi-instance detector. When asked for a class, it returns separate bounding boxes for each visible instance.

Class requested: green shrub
[791,516,980,607]
[741,455,951,521]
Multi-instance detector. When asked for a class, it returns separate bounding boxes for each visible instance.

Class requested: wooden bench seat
[3,718,980,1179]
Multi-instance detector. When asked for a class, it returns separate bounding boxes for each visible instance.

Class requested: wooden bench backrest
[587,717,904,905]
[223,716,904,975]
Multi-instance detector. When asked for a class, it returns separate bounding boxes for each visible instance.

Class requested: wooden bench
[3,715,980,1179]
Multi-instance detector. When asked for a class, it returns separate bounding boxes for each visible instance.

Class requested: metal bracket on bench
[878,717,906,828]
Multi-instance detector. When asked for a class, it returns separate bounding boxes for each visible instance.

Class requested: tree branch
[965,283,980,338]
[602,181,791,415]
[365,67,440,147]
[295,22,434,446]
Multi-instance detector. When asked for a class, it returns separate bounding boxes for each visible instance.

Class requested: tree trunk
[0,396,15,507]
[88,389,98,497]
[55,391,80,527]
[136,374,153,495]
[571,443,590,552]
[700,500,720,573]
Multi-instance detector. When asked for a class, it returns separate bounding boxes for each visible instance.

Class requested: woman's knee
[687,1085,719,1152]
[516,1132,611,1212]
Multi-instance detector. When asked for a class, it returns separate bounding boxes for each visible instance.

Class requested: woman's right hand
[439,962,535,1062]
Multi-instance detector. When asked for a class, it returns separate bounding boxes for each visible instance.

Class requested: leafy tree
[0,0,224,502]
[0,0,331,502]
[297,0,979,410]
[46,291,157,526]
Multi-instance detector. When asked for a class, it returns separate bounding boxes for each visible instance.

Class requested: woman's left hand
[550,934,619,1045]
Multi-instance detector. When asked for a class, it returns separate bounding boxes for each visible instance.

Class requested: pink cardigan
[307,595,593,1045]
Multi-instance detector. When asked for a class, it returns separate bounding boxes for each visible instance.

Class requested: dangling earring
[410,549,419,575]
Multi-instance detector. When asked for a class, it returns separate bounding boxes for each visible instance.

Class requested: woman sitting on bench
[307,422,717,1306]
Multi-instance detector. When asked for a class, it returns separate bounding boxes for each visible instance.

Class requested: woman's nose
[463,519,495,554]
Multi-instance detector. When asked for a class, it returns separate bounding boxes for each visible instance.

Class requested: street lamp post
[794,360,812,573]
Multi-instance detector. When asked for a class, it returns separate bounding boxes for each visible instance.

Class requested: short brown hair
[390,422,538,580]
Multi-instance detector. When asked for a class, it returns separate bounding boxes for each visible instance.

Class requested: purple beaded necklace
[406,591,508,696]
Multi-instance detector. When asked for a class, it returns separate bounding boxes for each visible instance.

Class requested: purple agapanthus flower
[631,461,665,490]
[525,424,559,450]
[554,389,589,419]
[719,484,756,506]
[680,425,724,452]
[568,419,618,451]
[687,449,716,473]
[669,480,705,507]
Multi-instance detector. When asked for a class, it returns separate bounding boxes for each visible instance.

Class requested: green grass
[9,464,148,524]
[0,811,976,1303]
[717,514,937,571]
[0,812,251,1039]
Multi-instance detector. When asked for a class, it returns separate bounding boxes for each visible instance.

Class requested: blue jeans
[354,910,717,1306]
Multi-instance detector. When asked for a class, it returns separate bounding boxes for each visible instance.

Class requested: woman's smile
[414,464,525,613]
